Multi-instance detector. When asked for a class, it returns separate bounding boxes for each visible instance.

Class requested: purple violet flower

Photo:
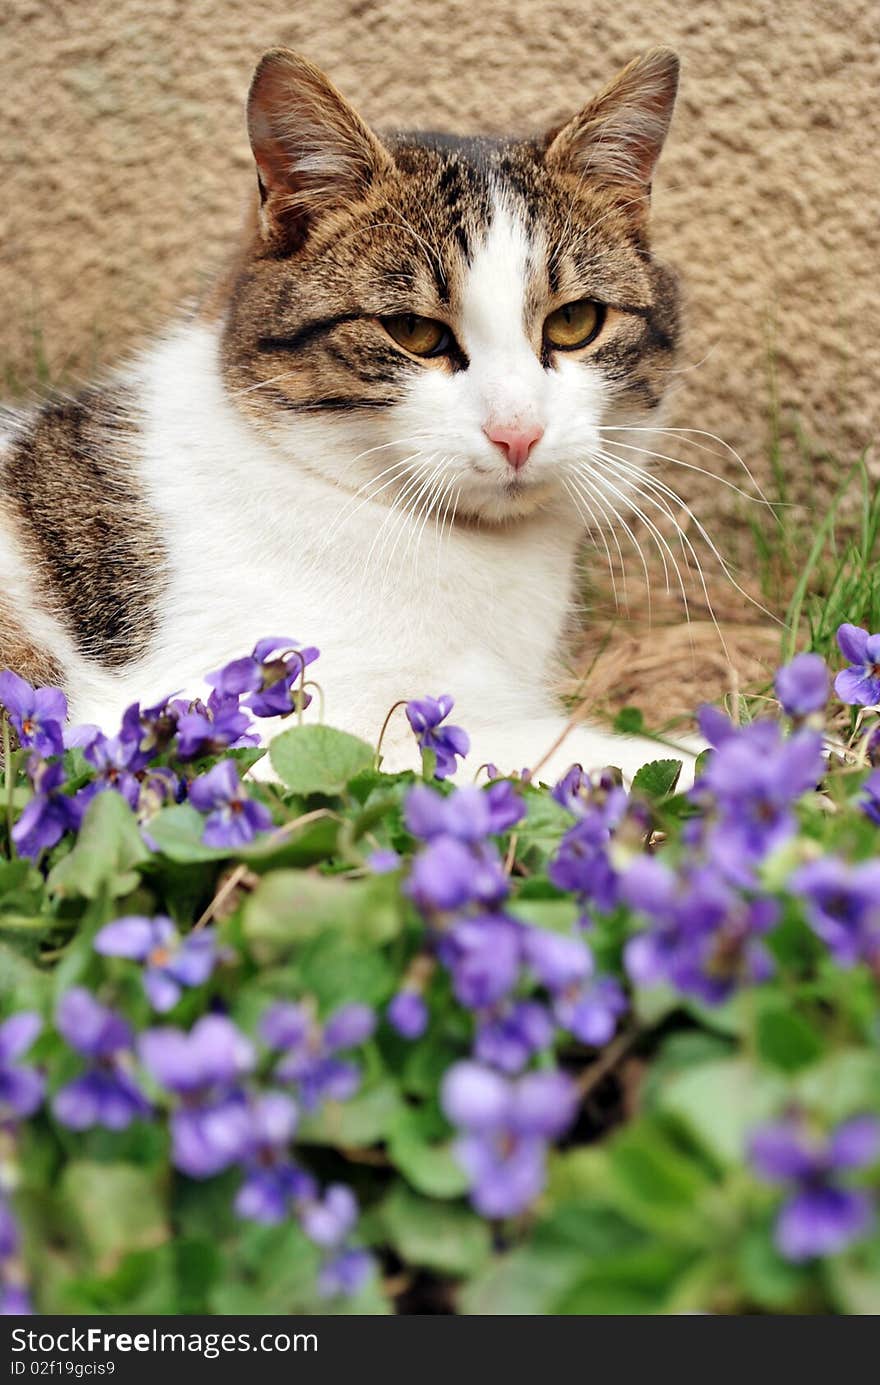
[52,989,150,1130]
[0,1197,19,1260]
[12,758,82,860]
[367,848,400,873]
[554,975,628,1047]
[405,695,470,779]
[175,690,258,759]
[187,760,272,849]
[263,1001,374,1110]
[522,929,626,1044]
[80,731,149,807]
[859,769,880,827]
[317,1247,373,1299]
[749,1115,880,1261]
[474,1001,553,1074]
[693,715,824,884]
[233,1091,313,1224]
[789,858,880,967]
[386,991,428,1040]
[119,696,181,757]
[0,1014,44,1124]
[405,782,523,843]
[440,915,523,1009]
[775,654,829,718]
[442,1062,578,1218]
[620,857,777,1004]
[94,915,221,1012]
[207,639,320,719]
[834,623,880,706]
[0,671,66,757]
[300,1184,358,1248]
[407,835,508,913]
[139,1015,255,1178]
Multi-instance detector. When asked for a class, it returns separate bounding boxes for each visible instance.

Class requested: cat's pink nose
[483,421,544,472]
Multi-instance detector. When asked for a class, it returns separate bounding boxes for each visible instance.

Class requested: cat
[0,45,698,785]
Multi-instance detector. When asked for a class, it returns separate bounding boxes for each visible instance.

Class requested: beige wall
[2,0,877,496]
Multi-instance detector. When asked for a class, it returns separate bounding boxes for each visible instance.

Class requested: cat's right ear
[544,48,679,212]
[247,48,392,251]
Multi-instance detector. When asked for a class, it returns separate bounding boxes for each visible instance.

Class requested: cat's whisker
[576,465,656,624]
[566,467,636,615]
[586,455,687,616]
[321,452,423,545]
[383,206,447,288]
[599,425,776,509]
[403,458,450,574]
[566,468,631,613]
[371,456,441,589]
[433,472,457,581]
[563,472,621,612]
[590,451,730,660]
[581,454,694,634]
[445,485,462,567]
[361,466,425,578]
[437,466,460,543]
[380,459,445,596]
[595,450,782,627]
[228,370,301,398]
[598,430,776,510]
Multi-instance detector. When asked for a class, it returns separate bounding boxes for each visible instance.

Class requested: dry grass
[564,582,782,729]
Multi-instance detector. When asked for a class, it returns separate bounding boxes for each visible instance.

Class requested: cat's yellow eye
[544,299,604,351]
[381,314,450,358]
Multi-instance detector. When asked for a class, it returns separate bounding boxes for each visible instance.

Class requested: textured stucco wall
[2,0,877,494]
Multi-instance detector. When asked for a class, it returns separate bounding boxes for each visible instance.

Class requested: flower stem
[302,680,325,723]
[2,713,14,858]
[374,701,408,771]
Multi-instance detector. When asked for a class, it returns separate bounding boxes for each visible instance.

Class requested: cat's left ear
[247,48,393,250]
[545,48,679,209]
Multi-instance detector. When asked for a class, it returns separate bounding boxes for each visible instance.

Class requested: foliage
[0,632,879,1317]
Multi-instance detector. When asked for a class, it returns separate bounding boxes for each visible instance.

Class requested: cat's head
[221,47,681,524]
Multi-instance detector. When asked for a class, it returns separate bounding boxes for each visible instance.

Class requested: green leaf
[825,1236,880,1315]
[55,1245,177,1314]
[269,724,374,795]
[795,1049,880,1121]
[145,804,233,863]
[59,1161,168,1270]
[459,1242,585,1315]
[0,942,51,1011]
[737,1223,813,1310]
[553,1243,697,1314]
[243,869,402,959]
[604,1119,714,1240]
[298,1079,403,1147]
[614,706,645,735]
[47,792,150,899]
[660,1058,787,1165]
[148,801,340,868]
[631,758,682,800]
[378,1185,490,1276]
[755,1003,825,1073]
[388,1110,469,1198]
[508,897,580,933]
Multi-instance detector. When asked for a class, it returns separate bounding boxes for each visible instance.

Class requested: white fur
[0,201,695,787]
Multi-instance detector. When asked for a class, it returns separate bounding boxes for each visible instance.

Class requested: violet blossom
[749,1114,880,1261]
[0,671,66,757]
[405,695,470,779]
[52,989,150,1131]
[94,915,221,1012]
[187,760,272,849]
